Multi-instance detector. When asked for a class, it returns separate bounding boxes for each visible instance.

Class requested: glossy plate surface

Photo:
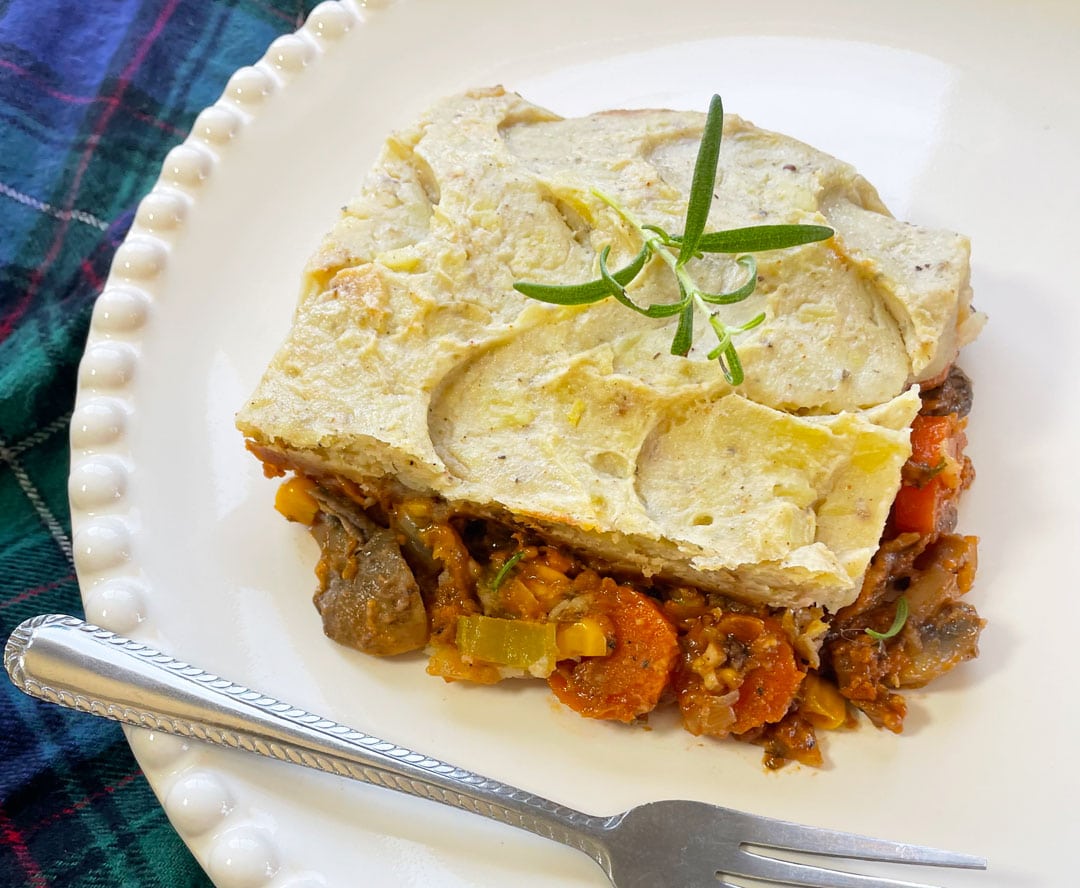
[71,1,1079,885]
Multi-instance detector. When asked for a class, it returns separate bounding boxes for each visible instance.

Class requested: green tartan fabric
[0,2,318,885]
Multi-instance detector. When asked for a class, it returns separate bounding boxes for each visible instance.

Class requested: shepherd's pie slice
[238,87,981,615]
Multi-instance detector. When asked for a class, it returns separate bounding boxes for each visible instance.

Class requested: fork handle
[5,615,612,863]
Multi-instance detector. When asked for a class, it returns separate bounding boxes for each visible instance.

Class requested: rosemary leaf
[737,312,766,333]
[717,342,745,385]
[688,224,834,254]
[597,245,626,294]
[865,595,910,641]
[643,300,689,319]
[598,245,652,316]
[671,301,695,356]
[641,224,677,247]
[678,94,724,265]
[698,256,758,306]
[513,244,649,305]
[598,246,687,318]
[491,550,527,592]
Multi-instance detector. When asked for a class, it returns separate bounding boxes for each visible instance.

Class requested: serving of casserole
[237,87,985,767]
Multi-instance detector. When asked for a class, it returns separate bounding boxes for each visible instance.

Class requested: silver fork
[5,615,986,888]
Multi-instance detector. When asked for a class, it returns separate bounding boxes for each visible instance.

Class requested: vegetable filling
[261,365,983,768]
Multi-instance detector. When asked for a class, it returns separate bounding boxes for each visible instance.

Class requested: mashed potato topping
[238,87,981,612]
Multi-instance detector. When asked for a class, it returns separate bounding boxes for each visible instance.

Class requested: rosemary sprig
[512,94,834,385]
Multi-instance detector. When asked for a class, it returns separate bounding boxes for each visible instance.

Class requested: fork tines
[722,805,986,888]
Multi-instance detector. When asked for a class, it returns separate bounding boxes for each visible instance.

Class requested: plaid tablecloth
[0,2,318,884]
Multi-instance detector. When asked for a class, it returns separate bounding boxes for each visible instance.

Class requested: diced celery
[456,615,557,675]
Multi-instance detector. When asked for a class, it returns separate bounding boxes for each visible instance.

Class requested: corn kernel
[274,476,320,525]
[556,619,610,659]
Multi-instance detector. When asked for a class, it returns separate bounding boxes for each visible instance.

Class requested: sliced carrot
[909,415,956,465]
[892,481,944,536]
[673,612,804,737]
[731,649,805,735]
[728,618,805,735]
[893,412,970,535]
[908,414,967,486]
[547,577,679,723]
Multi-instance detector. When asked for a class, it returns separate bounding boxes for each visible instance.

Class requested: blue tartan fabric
[0,2,317,885]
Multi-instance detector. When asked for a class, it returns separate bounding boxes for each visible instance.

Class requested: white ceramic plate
[70,1,1080,885]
